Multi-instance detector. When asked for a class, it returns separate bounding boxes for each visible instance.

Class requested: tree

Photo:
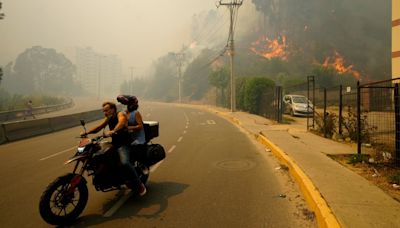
[182,49,214,100]
[146,53,178,101]
[3,46,76,94]
[209,67,229,106]
[241,77,275,114]
[0,67,3,85]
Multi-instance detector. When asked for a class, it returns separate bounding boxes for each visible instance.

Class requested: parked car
[283,95,314,117]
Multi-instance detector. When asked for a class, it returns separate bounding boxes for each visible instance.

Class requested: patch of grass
[347,154,370,164]
[390,171,400,185]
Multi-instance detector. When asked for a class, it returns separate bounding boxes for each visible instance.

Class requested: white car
[283,95,314,117]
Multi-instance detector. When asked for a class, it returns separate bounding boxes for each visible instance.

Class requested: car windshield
[292,96,308,104]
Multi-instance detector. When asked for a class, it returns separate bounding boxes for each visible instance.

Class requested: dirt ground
[287,114,400,203]
[328,154,400,202]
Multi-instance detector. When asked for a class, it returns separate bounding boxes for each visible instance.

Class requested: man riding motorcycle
[80,101,146,196]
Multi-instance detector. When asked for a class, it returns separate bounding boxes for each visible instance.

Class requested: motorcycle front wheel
[39,173,88,225]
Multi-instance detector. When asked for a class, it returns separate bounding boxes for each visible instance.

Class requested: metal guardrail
[0,98,74,122]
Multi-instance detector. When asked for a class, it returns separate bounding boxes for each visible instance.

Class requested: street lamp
[0,2,5,20]
[129,67,134,95]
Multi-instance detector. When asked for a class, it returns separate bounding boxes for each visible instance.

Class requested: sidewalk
[209,107,400,228]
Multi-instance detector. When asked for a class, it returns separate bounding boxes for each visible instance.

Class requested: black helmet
[117,95,138,111]
[117,95,138,105]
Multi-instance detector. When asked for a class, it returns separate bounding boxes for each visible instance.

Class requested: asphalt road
[0,102,315,227]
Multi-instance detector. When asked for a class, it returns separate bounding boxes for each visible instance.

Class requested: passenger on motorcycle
[80,101,146,196]
[117,95,148,173]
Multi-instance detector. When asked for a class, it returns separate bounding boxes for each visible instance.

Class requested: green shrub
[347,154,369,164]
[389,171,400,185]
[315,112,337,138]
[342,109,377,143]
[238,77,274,114]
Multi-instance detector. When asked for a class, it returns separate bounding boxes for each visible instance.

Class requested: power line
[191,8,229,46]
[216,0,243,112]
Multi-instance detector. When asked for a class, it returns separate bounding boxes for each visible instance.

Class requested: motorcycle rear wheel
[39,173,88,225]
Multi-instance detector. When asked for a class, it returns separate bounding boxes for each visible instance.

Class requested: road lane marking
[150,160,164,173]
[39,146,76,161]
[103,191,133,217]
[184,112,189,122]
[168,145,176,153]
[177,136,183,142]
[104,158,166,217]
[185,125,188,129]
[183,130,187,134]
[206,120,216,125]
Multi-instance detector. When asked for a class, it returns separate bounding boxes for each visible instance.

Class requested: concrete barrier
[0,124,7,144]
[80,110,105,122]
[3,119,53,142]
[0,104,125,145]
[49,114,82,132]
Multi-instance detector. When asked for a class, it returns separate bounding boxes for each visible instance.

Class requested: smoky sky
[0,0,235,77]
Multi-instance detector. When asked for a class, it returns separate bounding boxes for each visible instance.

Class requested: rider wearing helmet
[117,95,148,174]
[117,95,146,145]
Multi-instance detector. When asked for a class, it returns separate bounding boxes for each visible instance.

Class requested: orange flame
[320,51,361,80]
[250,35,289,61]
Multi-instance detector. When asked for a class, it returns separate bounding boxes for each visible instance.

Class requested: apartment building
[76,47,122,97]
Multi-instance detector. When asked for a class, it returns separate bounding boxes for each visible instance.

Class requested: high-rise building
[76,47,122,97]
[393,0,400,78]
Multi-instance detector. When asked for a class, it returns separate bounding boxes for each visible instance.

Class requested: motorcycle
[39,119,165,225]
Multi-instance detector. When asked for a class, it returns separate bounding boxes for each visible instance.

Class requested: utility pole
[97,56,102,101]
[129,67,134,94]
[175,51,184,103]
[217,0,243,112]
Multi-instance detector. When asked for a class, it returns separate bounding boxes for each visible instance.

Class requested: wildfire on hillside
[319,51,361,80]
[250,35,289,61]
[211,57,224,70]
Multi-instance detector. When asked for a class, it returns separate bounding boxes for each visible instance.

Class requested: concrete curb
[214,111,341,228]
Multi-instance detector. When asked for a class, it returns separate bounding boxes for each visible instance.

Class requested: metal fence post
[307,75,315,130]
[324,88,327,138]
[307,77,310,131]
[357,81,361,155]
[395,83,400,165]
[313,76,315,129]
[339,85,343,135]
[276,86,283,123]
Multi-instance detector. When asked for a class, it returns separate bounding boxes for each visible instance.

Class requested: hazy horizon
[0,0,222,78]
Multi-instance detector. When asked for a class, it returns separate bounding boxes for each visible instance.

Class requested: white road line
[184,112,189,123]
[185,125,188,129]
[39,146,76,161]
[183,130,187,134]
[103,191,133,217]
[168,145,176,153]
[104,153,166,218]
[177,136,183,142]
[150,160,164,173]
[206,120,216,125]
